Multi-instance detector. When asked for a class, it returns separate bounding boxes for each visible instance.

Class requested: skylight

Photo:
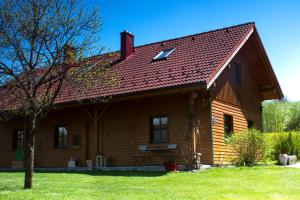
[153,48,176,61]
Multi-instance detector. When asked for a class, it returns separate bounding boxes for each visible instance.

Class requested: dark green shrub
[273,132,300,158]
[230,129,267,166]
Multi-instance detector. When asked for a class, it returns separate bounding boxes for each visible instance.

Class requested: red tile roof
[0,22,255,109]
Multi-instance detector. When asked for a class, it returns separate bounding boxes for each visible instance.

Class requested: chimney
[120,31,134,60]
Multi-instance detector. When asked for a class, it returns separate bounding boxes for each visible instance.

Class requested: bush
[265,132,300,161]
[230,129,267,166]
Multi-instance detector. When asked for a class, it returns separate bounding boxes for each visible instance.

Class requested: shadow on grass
[0,185,23,192]
[36,170,169,177]
[0,170,169,177]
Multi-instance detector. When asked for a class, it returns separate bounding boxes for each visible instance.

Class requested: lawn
[0,166,299,200]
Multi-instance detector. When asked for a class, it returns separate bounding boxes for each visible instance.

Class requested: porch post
[94,106,99,155]
[188,92,197,154]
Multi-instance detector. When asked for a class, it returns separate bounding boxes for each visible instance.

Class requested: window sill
[147,143,176,151]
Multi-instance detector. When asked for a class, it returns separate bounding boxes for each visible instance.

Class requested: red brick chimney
[120,31,134,60]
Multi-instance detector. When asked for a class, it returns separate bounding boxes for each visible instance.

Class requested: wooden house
[0,23,283,168]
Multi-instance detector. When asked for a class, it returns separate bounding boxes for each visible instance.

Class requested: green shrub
[230,129,267,166]
[265,132,300,162]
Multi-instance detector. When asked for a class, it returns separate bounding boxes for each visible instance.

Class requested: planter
[86,160,93,169]
[164,160,176,172]
[68,160,76,168]
[279,154,288,166]
[288,155,297,165]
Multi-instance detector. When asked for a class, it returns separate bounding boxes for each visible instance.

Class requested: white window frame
[153,48,176,61]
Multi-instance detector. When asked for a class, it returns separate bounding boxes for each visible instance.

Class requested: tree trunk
[24,114,37,189]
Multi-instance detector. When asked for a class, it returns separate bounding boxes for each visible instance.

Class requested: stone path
[287,162,300,168]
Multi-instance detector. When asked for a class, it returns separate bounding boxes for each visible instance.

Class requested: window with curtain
[224,114,233,139]
[150,116,169,144]
[13,129,24,150]
[54,126,68,148]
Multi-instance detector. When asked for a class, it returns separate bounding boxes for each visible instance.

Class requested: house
[0,22,283,168]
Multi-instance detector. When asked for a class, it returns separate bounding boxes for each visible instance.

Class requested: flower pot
[288,155,297,165]
[68,160,76,168]
[279,154,288,166]
[164,161,176,172]
[86,160,93,169]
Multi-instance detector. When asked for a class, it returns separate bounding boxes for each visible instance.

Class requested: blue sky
[92,0,300,101]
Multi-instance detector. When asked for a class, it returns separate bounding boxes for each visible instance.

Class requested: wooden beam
[260,84,275,92]
[94,106,99,155]
[188,92,197,154]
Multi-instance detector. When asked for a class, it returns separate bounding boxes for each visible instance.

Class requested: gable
[208,29,283,101]
[210,46,263,113]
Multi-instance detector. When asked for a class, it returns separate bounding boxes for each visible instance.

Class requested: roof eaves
[252,28,284,99]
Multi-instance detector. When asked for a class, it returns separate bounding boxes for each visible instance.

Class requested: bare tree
[0,0,111,188]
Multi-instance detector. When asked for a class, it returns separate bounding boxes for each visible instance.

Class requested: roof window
[153,48,175,61]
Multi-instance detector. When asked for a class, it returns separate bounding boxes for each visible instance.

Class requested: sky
[91,0,300,101]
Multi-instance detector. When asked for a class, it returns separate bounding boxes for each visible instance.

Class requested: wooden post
[82,103,111,162]
[94,106,99,155]
[85,121,90,160]
[188,92,197,155]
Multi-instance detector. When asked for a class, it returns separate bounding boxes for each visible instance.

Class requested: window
[72,135,81,147]
[247,120,254,129]
[54,126,68,148]
[234,63,241,85]
[153,48,175,61]
[150,116,168,144]
[224,114,233,139]
[13,129,24,150]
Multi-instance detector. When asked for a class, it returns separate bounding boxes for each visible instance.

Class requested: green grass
[0,166,300,200]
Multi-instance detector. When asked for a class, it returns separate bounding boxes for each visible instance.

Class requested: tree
[0,0,109,188]
[286,102,300,131]
[262,100,300,132]
[262,100,291,132]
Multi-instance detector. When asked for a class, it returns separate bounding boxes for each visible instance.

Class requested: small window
[54,126,68,148]
[224,114,233,139]
[153,48,175,61]
[247,120,254,129]
[234,63,241,85]
[72,135,81,147]
[150,116,168,144]
[13,129,24,150]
